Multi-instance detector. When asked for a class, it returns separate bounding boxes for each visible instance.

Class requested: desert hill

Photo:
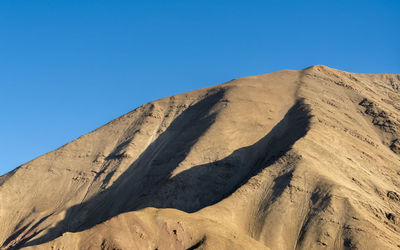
[1,65,400,249]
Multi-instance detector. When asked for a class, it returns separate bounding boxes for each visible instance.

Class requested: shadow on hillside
[20,90,311,249]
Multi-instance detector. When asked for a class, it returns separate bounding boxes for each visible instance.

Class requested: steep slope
[1,66,400,249]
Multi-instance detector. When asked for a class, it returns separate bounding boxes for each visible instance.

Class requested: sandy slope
[1,65,400,249]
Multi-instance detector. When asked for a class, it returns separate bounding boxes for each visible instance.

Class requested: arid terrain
[1,65,400,249]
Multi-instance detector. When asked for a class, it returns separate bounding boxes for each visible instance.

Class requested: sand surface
[1,65,400,249]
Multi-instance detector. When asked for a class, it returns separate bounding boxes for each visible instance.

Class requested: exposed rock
[387,191,400,202]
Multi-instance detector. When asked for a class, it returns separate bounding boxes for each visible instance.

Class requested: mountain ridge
[2,65,400,249]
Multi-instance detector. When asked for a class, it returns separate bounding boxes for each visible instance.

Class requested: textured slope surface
[1,66,400,249]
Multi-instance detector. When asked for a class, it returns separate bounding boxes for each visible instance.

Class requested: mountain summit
[2,66,400,249]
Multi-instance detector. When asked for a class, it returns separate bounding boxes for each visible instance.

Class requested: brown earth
[1,65,400,249]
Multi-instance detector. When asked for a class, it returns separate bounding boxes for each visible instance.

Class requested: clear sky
[1,0,399,175]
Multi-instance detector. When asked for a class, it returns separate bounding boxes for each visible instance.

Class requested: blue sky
[1,0,399,175]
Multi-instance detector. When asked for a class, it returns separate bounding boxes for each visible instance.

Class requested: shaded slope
[23,98,311,248]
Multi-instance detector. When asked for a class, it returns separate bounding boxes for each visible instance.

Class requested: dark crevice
[186,236,206,250]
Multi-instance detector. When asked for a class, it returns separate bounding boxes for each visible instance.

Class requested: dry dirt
[1,65,400,249]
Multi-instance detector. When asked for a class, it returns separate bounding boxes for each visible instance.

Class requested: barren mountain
[2,65,400,249]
